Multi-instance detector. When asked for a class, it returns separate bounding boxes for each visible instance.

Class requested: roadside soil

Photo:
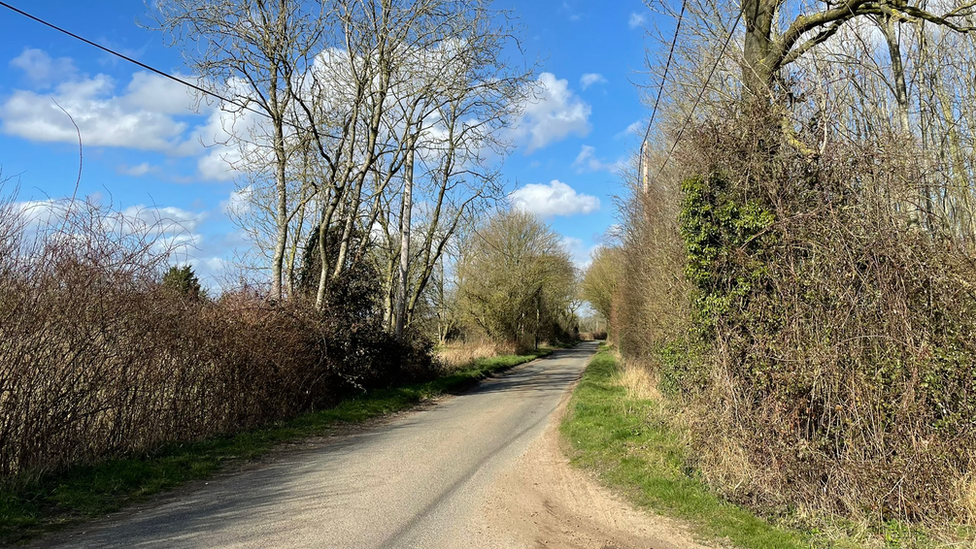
[480,393,712,549]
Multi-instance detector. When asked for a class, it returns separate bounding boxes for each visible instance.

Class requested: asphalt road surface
[43,342,600,549]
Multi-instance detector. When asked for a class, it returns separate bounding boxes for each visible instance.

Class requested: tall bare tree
[739,0,976,101]
[154,0,329,300]
[155,0,328,299]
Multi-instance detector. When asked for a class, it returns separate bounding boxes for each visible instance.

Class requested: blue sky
[0,0,654,284]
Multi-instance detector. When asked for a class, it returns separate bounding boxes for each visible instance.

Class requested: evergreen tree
[162,265,203,301]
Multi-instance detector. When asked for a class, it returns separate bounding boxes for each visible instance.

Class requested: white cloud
[515,73,592,153]
[560,1,582,21]
[10,48,77,87]
[629,12,646,29]
[117,205,208,257]
[12,199,207,259]
[1,49,205,155]
[9,195,232,287]
[1,50,287,183]
[117,162,158,177]
[572,145,625,173]
[14,199,61,230]
[187,256,229,279]
[580,73,607,90]
[561,236,602,270]
[122,72,197,115]
[221,186,254,216]
[120,205,207,234]
[188,88,278,181]
[198,149,242,182]
[0,73,193,153]
[509,180,600,218]
[616,120,643,139]
[573,145,602,172]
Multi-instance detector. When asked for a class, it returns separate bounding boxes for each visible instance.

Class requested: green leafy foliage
[656,339,707,397]
[161,264,203,301]
[678,174,775,336]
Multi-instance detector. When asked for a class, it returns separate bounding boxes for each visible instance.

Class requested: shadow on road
[465,343,597,397]
[37,341,600,549]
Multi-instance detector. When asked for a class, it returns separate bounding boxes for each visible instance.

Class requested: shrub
[665,108,976,524]
[0,195,434,481]
[612,102,976,527]
[161,264,204,301]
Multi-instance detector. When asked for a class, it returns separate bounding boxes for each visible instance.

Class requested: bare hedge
[0,196,432,479]
[616,106,976,525]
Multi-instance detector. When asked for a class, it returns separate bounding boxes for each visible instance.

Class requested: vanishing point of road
[42,342,606,549]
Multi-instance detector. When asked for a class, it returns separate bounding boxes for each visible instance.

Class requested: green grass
[560,346,810,549]
[0,348,552,545]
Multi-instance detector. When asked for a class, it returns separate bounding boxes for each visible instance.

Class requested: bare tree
[739,0,976,101]
[153,0,329,300]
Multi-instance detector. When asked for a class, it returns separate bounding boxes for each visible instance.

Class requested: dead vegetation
[0,192,434,481]
[435,340,517,371]
[586,0,976,536]
[597,103,976,537]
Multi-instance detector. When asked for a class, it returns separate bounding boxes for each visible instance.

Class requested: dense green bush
[679,174,776,337]
[295,224,438,392]
[161,264,204,301]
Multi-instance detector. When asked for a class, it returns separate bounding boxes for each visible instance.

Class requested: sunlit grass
[561,347,807,549]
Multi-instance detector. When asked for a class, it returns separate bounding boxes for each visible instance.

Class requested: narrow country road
[39,341,701,549]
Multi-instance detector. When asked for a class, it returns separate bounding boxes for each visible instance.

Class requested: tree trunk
[880,15,912,136]
[382,253,397,330]
[268,7,290,302]
[271,117,288,302]
[741,0,777,101]
[285,197,307,298]
[332,178,362,280]
[315,191,342,308]
[395,134,416,340]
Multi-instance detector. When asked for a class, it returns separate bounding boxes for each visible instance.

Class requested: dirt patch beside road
[482,394,712,549]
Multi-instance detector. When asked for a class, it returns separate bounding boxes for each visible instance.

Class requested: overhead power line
[0,1,272,121]
[654,11,743,181]
[638,0,688,181]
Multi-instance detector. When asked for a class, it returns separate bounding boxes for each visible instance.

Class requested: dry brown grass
[618,358,662,403]
[436,340,517,371]
[954,474,976,527]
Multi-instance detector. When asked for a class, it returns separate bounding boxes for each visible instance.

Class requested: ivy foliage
[678,174,776,337]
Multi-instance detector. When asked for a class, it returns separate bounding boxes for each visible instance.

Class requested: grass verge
[560,346,810,549]
[0,348,552,545]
